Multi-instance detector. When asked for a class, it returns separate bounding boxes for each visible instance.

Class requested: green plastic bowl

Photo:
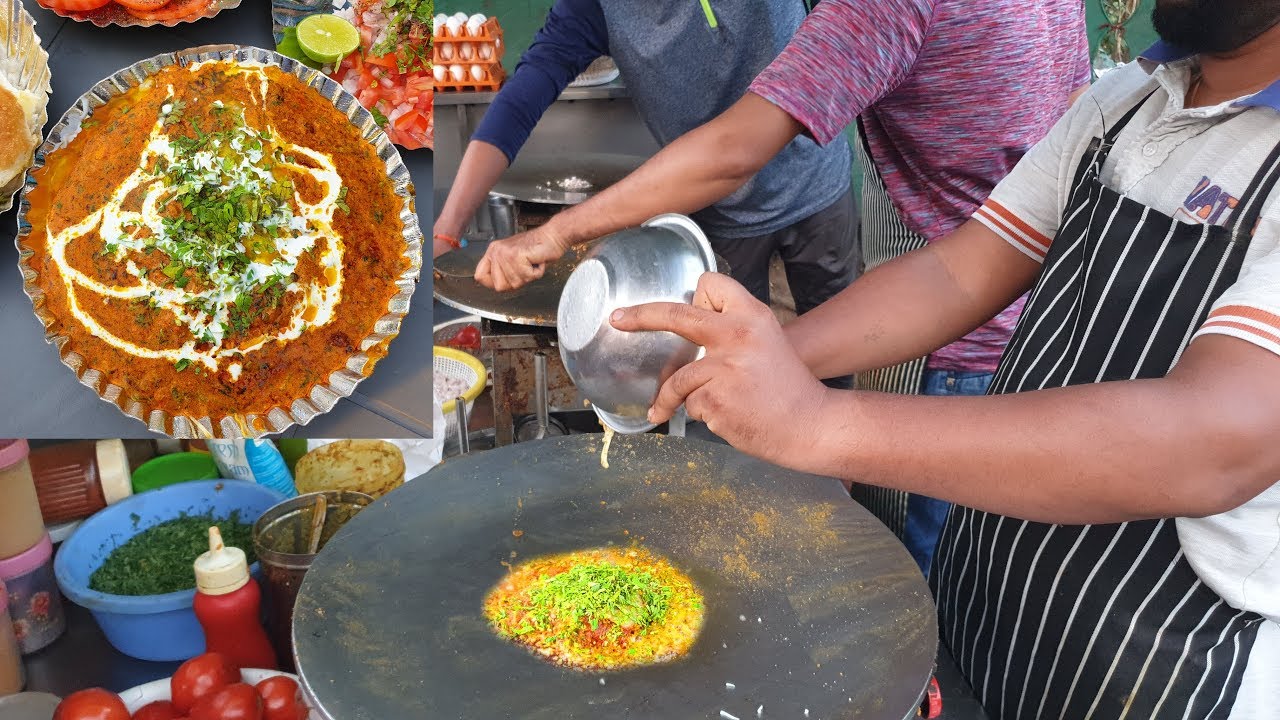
[130,452,219,494]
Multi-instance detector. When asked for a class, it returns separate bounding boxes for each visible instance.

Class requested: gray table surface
[0,0,435,439]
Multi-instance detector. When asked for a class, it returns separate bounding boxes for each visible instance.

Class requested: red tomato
[171,653,241,714]
[114,0,172,9]
[52,689,130,720]
[255,676,307,720]
[189,684,263,720]
[131,701,182,720]
[37,0,113,11]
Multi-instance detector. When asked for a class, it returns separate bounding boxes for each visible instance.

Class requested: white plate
[119,669,316,716]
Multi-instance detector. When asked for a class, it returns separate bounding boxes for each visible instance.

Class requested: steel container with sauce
[0,580,23,695]
[252,491,372,671]
[0,442,44,561]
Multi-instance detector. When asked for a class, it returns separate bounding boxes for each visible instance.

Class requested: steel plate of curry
[16,47,422,437]
[483,546,706,672]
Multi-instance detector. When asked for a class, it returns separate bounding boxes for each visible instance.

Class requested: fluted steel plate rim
[15,45,423,439]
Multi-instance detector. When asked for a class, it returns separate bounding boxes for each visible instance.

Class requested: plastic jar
[0,534,66,655]
[0,442,44,560]
[0,580,24,694]
[30,440,133,525]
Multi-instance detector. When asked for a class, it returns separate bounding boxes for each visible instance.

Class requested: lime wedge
[296,14,360,64]
[276,27,323,70]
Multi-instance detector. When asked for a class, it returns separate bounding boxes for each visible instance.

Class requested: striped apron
[930,93,1277,719]
[849,122,927,538]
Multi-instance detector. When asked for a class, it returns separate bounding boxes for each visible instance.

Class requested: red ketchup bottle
[193,526,278,670]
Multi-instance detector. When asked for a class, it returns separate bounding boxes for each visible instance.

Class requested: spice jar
[29,440,133,526]
[0,442,44,561]
[0,580,23,695]
[0,534,65,655]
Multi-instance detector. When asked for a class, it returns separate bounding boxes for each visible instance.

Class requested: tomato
[449,325,481,351]
[37,0,113,11]
[114,0,172,9]
[255,676,307,720]
[189,684,263,720]
[171,653,241,714]
[131,701,182,720]
[123,0,209,20]
[52,689,130,720]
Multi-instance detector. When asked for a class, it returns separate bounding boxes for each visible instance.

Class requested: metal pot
[557,214,716,434]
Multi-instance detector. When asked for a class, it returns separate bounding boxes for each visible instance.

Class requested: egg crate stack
[433,13,506,92]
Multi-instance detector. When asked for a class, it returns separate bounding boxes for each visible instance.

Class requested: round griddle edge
[293,434,937,720]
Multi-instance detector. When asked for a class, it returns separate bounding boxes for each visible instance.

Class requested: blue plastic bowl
[54,479,286,661]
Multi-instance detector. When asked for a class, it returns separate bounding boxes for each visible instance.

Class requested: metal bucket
[252,491,372,671]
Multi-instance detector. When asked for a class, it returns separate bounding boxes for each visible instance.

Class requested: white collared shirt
[971,54,1280,719]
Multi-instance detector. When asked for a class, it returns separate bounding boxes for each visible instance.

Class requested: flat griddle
[490,153,646,205]
[292,435,937,720]
[433,242,596,327]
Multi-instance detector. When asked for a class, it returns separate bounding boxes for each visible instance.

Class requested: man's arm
[433,0,607,255]
[612,278,1280,526]
[538,94,804,248]
[784,219,1041,379]
[474,0,935,290]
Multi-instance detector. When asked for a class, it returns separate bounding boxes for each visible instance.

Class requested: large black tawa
[293,434,936,719]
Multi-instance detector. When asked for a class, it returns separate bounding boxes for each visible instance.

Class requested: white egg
[470,65,487,82]
[433,14,448,35]
[449,64,466,82]
[477,43,494,60]
[452,12,468,22]
[468,13,487,25]
[458,42,474,60]
[439,42,455,60]
[433,65,447,82]
[465,19,484,37]
[445,17,463,37]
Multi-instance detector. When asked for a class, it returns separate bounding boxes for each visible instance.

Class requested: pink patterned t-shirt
[750,0,1091,373]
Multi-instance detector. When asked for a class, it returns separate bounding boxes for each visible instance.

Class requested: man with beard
[608,2,1280,717]
[470,0,1091,575]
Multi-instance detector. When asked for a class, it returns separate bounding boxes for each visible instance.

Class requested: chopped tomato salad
[330,0,433,150]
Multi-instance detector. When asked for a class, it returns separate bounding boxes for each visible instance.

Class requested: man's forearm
[785,220,1040,378]
[545,93,803,246]
[435,141,511,239]
[804,338,1277,525]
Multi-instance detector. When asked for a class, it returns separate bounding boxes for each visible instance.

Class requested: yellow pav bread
[0,70,43,197]
[294,439,406,498]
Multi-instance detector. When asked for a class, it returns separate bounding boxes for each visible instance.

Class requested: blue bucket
[54,479,286,661]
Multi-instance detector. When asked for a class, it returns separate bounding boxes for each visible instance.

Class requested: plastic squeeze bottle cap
[194,526,251,596]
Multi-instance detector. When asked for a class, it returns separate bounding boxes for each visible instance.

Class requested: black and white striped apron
[850,121,926,538]
[930,93,1277,719]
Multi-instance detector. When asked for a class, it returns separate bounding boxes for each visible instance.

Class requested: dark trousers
[708,188,861,389]
[709,188,861,313]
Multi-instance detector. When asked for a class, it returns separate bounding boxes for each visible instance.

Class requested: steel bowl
[557,214,716,434]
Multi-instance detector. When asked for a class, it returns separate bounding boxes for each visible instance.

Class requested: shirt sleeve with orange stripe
[1193,225,1280,357]
[968,88,1088,263]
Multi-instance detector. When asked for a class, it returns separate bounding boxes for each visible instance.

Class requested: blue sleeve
[471,0,609,163]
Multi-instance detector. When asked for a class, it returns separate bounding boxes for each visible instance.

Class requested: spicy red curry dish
[483,547,706,671]
[21,60,411,429]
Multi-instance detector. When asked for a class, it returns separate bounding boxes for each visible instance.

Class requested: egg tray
[432,16,504,66]
[435,62,506,93]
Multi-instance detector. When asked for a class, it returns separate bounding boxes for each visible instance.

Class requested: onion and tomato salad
[330,0,433,150]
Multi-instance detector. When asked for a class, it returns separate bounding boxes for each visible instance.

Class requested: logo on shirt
[1177,176,1239,226]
